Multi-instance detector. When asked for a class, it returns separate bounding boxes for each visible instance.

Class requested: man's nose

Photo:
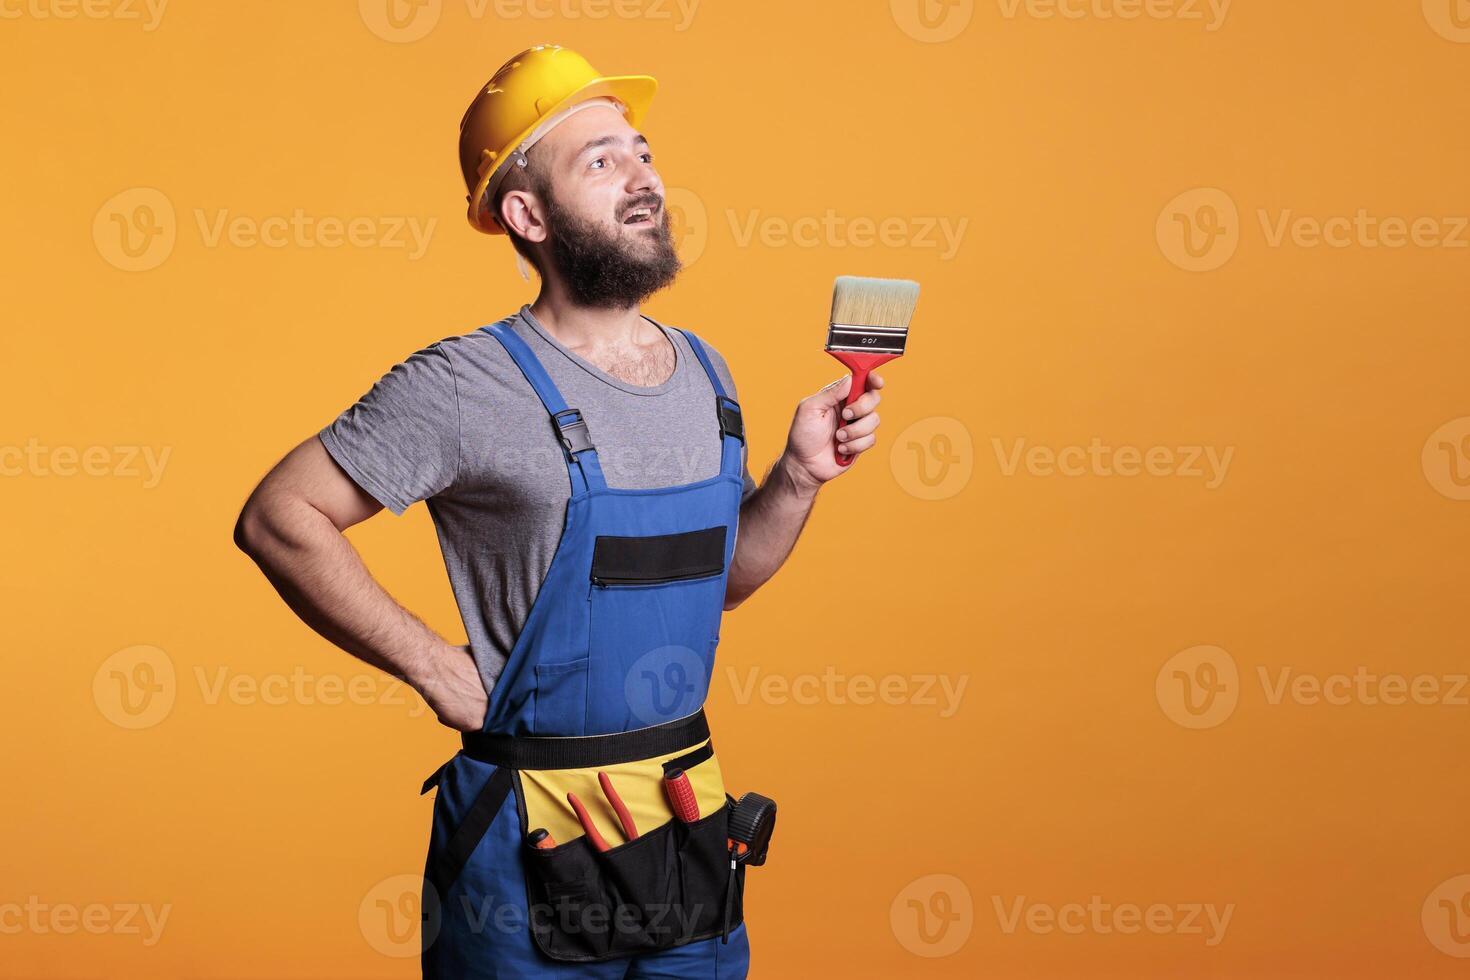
[622,155,660,197]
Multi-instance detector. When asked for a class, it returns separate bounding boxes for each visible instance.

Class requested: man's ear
[499,189,548,244]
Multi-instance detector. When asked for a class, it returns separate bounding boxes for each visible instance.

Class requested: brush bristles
[829,276,920,329]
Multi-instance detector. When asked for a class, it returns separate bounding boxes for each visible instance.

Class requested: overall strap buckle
[715,396,744,444]
[551,408,595,457]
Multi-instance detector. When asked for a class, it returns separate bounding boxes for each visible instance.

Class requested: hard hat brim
[469,74,658,235]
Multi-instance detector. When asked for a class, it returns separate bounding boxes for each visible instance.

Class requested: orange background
[5,0,1470,976]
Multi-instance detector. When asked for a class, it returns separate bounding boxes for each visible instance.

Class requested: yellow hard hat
[459,45,657,235]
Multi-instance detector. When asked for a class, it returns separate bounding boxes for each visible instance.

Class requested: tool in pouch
[425,710,777,960]
[419,317,775,968]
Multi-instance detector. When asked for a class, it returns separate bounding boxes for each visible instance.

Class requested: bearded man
[234,45,886,979]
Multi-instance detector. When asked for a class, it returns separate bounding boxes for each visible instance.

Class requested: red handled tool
[598,771,640,842]
[566,792,612,852]
[825,276,919,466]
[663,768,701,823]
[526,828,556,850]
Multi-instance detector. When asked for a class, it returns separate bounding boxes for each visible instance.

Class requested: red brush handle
[827,349,900,466]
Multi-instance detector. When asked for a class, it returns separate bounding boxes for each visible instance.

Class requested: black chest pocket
[590,526,727,586]
[585,526,729,733]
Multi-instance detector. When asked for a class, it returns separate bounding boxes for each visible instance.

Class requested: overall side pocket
[531,658,589,736]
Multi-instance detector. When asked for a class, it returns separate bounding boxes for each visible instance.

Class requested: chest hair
[582,335,676,387]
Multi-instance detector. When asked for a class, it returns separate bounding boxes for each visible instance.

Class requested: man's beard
[542,192,681,309]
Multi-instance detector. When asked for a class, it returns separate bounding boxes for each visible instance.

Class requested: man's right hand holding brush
[723,276,917,608]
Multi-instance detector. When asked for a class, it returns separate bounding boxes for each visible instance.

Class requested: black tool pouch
[438,710,767,964]
[520,796,743,961]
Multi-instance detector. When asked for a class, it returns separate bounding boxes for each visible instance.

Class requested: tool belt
[424,710,775,963]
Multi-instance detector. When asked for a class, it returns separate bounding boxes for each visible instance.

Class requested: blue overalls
[420,319,753,978]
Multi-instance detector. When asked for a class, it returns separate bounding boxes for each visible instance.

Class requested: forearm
[724,452,821,609]
[235,494,450,687]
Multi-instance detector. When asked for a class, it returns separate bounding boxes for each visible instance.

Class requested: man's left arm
[724,371,884,610]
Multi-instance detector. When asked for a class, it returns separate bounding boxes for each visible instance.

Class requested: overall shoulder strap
[483,320,606,494]
[675,327,745,478]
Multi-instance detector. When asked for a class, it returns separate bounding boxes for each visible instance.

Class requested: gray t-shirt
[318,305,756,692]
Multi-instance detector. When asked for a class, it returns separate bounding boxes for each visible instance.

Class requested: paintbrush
[826,276,920,466]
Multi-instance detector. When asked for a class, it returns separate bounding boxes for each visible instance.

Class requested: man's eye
[640,153,653,164]
[590,157,606,170]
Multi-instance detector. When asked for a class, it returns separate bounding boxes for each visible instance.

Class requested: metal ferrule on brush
[825,323,910,354]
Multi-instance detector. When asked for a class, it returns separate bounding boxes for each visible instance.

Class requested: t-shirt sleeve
[318,344,461,516]
[703,345,758,505]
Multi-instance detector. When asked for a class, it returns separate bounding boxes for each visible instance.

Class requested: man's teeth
[625,208,653,223]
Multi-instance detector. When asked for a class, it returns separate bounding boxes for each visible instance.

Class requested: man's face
[522,104,681,308]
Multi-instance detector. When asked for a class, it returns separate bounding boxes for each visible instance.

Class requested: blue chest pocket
[585,526,728,734]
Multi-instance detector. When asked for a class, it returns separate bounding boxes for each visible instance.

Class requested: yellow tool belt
[434,709,763,963]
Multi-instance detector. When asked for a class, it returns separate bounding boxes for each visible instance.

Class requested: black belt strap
[662,740,714,776]
[460,710,710,770]
[427,765,513,900]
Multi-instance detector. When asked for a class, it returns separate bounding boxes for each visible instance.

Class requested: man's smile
[621,198,662,228]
